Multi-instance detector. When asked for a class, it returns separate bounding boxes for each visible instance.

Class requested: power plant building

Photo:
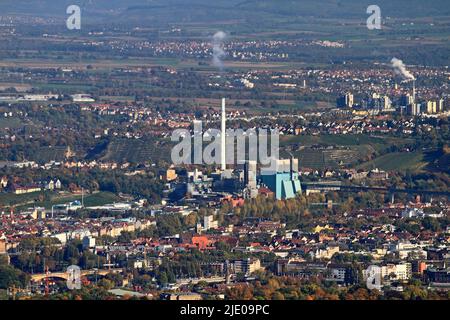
[260,158,302,200]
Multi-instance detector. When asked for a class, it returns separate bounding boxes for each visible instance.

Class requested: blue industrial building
[260,158,302,200]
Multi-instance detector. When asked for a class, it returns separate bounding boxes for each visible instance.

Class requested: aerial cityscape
[0,0,449,305]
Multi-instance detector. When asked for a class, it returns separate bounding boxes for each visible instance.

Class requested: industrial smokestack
[412,80,416,103]
[290,157,294,180]
[221,98,226,171]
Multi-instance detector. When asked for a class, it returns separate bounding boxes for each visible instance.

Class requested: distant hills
[1,0,449,21]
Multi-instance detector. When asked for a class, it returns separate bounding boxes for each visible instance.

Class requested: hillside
[98,138,171,164]
[1,0,449,20]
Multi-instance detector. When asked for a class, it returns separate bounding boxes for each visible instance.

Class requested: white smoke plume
[212,31,227,70]
[391,57,415,81]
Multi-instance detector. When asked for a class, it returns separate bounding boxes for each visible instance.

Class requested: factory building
[260,158,302,200]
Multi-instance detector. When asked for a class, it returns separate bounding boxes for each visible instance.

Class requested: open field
[36,191,120,210]
[0,191,43,208]
[357,151,427,171]
[0,57,297,71]
[282,134,383,146]
[100,138,172,164]
[0,191,120,210]
[280,134,420,170]
[281,134,413,148]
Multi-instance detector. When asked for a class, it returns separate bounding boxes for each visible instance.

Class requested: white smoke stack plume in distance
[212,31,227,70]
[391,57,415,82]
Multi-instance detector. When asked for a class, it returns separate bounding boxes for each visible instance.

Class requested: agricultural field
[100,138,172,164]
[28,146,68,164]
[357,151,427,171]
[281,134,419,170]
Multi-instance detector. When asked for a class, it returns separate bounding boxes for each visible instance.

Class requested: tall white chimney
[221,98,226,171]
